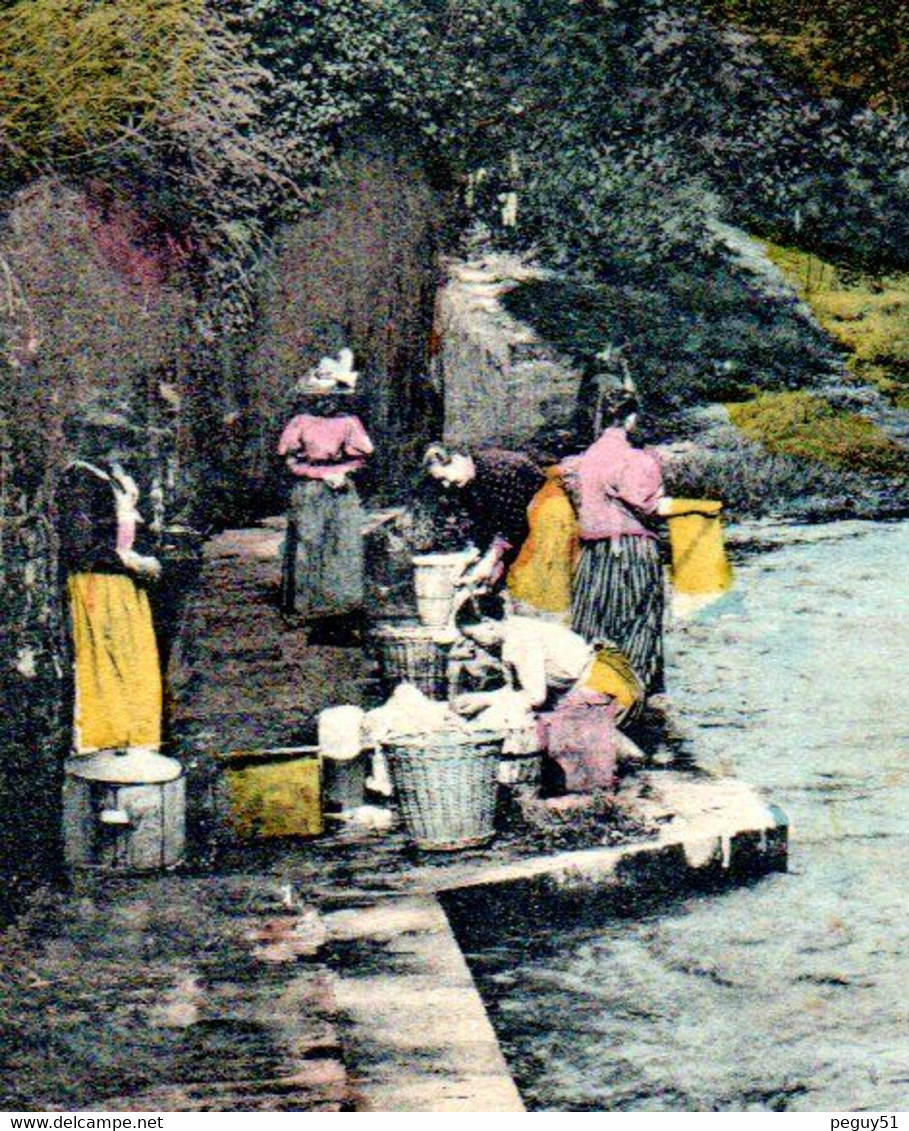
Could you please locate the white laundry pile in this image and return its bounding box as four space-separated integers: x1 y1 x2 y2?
366 682 533 741
465 687 534 732
365 682 461 744
333 805 394 831
357 683 537 797
317 705 365 761
364 684 458 796
365 682 534 748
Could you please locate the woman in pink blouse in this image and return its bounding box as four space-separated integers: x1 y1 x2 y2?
277 385 374 625
562 386 672 696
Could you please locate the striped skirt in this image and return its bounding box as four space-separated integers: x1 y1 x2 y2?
571 535 665 694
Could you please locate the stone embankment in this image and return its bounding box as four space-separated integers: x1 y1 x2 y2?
0 522 787 1113
434 246 583 452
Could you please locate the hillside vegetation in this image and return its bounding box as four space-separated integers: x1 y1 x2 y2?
764 242 909 409
727 391 908 477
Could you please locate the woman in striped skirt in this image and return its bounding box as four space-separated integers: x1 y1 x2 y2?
562 388 673 696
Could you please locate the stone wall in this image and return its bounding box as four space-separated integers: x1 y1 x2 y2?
433 248 584 458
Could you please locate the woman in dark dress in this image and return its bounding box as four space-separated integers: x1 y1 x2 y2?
422 443 545 590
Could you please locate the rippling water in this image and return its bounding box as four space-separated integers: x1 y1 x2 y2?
461 521 909 1112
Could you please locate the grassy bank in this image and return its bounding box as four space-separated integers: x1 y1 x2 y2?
763 241 909 408
727 391 908 477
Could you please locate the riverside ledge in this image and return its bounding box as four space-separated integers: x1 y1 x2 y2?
0 771 785 1112
150 524 787 1111
283 769 787 1112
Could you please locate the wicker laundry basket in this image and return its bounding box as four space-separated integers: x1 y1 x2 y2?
383 730 502 851
371 621 453 698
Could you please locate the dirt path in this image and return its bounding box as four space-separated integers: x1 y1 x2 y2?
170 521 374 756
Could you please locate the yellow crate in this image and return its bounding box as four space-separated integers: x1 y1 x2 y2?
218 747 322 839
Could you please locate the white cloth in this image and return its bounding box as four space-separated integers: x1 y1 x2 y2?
500 616 594 705
365 683 457 745
467 687 535 732
318 705 365 762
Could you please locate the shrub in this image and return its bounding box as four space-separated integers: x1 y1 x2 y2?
0 0 296 335
663 440 866 520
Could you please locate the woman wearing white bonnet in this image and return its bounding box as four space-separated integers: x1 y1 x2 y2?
277 349 374 636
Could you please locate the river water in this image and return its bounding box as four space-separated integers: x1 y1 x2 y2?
460 520 909 1112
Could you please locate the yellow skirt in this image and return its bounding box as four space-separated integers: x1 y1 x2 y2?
507 470 579 617
68 573 163 754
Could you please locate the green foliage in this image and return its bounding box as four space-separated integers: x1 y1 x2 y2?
4 0 905 330
0 0 206 167
0 0 297 334
763 241 909 408
434 0 720 273
699 0 908 111
727 391 909 476
2 0 906 494
423 0 908 276
212 0 522 202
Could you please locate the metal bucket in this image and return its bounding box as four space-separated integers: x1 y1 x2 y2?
498 753 543 786
412 551 475 628
63 750 185 871
322 755 366 813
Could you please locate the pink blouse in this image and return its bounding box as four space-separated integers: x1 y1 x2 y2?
562 427 663 541
277 414 374 480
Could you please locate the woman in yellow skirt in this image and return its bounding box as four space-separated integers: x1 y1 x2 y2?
58 460 163 754
506 465 580 624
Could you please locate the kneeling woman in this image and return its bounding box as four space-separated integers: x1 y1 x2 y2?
277 361 373 629
454 599 643 794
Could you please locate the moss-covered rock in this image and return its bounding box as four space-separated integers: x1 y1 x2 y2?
727 391 908 477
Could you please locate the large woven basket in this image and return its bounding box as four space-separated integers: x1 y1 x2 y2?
383 730 502 851
371 621 452 698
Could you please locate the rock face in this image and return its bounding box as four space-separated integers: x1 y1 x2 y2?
434 248 584 455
